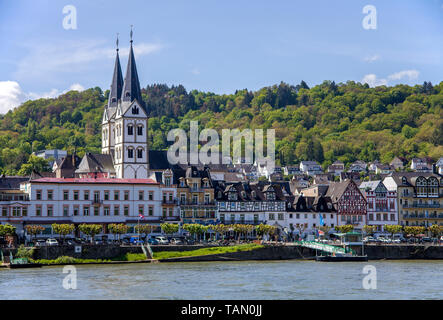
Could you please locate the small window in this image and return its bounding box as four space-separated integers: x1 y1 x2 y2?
128 148 134 159
127 125 133 136
137 125 143 135
132 106 139 114
137 149 143 159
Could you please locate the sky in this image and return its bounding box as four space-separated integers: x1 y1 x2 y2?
0 0 442 113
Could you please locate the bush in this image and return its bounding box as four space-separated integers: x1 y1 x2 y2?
16 245 34 259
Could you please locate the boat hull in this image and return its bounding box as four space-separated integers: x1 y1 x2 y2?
316 255 368 262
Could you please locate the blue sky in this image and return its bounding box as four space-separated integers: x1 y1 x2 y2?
0 0 442 113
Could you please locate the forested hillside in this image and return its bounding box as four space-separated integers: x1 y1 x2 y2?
0 80 442 175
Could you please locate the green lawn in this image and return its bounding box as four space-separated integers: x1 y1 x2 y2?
153 243 264 260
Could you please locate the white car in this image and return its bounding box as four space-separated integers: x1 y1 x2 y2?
45 238 59 246
155 236 169 245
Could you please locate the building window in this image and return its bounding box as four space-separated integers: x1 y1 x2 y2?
278 213 284 220
94 207 99 216
22 207 27 216
63 206 69 217
162 208 167 218
148 191 154 200
47 206 53 216
148 206 154 216
137 125 143 135
84 191 89 200
36 190 42 200
128 148 134 159
114 191 119 201
63 190 69 200
127 125 134 136
83 206 89 216
73 191 79 201
137 149 143 159
104 206 110 216
114 206 119 216
104 191 109 201
269 213 275 220
124 191 129 201
139 191 144 201
124 206 129 216
165 177 171 186
132 106 139 114
47 190 53 200
36 206 41 217
139 205 144 216
73 206 79 216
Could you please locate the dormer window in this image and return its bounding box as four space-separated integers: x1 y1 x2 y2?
132 106 139 114
266 192 276 201
228 192 238 201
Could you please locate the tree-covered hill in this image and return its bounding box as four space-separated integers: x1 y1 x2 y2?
0 80 442 175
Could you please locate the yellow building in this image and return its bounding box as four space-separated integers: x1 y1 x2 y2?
177 167 217 225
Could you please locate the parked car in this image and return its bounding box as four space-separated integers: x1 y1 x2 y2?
155 236 169 245
35 239 47 247
46 238 58 246
170 238 183 245
147 238 159 245
129 236 144 245
422 237 432 243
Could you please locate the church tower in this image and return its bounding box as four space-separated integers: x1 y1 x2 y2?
113 28 149 179
101 35 123 156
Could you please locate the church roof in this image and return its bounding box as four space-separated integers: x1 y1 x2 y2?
121 39 145 110
107 49 123 110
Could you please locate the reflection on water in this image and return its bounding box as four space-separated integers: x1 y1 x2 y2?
1 260 442 300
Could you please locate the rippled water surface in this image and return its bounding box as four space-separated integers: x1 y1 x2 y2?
1 260 442 299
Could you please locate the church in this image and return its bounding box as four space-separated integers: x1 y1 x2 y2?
100 32 149 179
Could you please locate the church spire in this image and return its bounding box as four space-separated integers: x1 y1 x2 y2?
122 26 144 108
107 33 123 109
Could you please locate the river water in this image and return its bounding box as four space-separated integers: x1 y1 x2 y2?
1 260 442 300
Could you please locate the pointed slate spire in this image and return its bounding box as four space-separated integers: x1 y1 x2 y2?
122 26 144 108
107 33 123 109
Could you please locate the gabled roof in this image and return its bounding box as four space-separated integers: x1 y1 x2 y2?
0 176 29 190
75 153 115 174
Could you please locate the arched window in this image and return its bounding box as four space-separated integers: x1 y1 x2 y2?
428 177 438 197
111 97 117 103
127 148 134 159
125 92 130 97
127 124 133 136
137 125 143 135
132 106 139 115
137 148 143 159
416 177 427 197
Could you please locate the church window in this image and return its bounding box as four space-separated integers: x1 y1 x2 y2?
137 149 143 159
128 148 134 159
127 125 133 136
137 125 143 135
132 106 139 114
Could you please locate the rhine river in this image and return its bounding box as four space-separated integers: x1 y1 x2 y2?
1 260 442 299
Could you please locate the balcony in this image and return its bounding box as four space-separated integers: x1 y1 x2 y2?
92 199 103 206
221 220 265 225
179 201 216 206
162 199 178 205
403 203 440 209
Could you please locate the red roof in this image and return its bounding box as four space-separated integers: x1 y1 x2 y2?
30 178 158 185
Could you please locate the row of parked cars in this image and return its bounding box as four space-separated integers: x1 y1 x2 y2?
27 235 194 246
364 235 442 244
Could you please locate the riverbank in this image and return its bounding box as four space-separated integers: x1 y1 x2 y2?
1 243 443 267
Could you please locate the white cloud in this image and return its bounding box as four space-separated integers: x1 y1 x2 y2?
387 69 419 81
362 69 420 87
0 81 86 114
14 40 163 82
0 81 28 114
364 54 380 63
191 68 200 75
362 74 388 87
